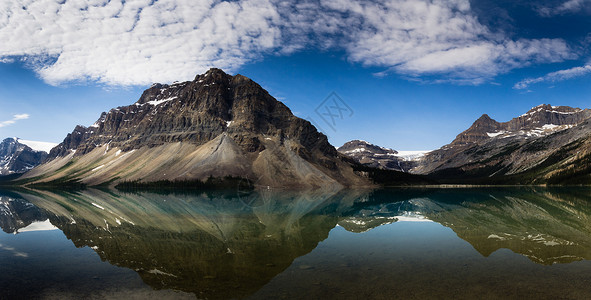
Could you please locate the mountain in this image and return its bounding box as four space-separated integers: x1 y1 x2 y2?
412 104 591 184
0 138 49 175
311 104 591 185
337 140 429 172
338 140 403 171
19 68 371 189
450 104 590 145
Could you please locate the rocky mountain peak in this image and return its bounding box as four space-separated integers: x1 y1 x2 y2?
338 140 397 155
451 114 501 145
506 104 589 131
338 140 414 172
524 104 581 115
450 104 591 146
473 114 499 127
413 103 591 177
30 68 367 188
48 68 307 159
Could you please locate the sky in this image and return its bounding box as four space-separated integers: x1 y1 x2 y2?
1 0 591 151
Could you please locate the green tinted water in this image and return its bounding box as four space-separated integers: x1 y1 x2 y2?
1 187 591 299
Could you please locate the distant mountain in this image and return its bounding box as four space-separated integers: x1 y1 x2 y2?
338 140 429 172
412 104 591 184
20 68 372 188
0 138 50 175
450 104 591 145
338 140 402 171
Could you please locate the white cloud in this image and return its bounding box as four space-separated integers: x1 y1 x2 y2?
538 0 591 16
13 114 29 120
0 0 577 86
0 114 30 127
514 64 591 89
0 0 282 85
321 0 573 83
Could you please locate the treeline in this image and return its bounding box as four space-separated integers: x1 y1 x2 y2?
115 176 254 192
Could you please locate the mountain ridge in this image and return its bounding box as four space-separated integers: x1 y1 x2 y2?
338 104 591 184
450 104 591 146
20 68 375 189
415 104 591 183
337 140 429 172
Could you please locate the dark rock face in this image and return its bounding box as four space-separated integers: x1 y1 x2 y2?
31 68 368 188
338 140 415 172
48 126 93 159
505 104 590 131
48 68 335 160
0 138 48 175
451 114 501 145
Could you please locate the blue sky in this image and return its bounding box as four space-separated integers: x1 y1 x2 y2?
1 0 591 150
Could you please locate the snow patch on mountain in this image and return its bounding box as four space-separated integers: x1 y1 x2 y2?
145 96 178 106
485 124 574 139
520 104 582 117
487 131 507 137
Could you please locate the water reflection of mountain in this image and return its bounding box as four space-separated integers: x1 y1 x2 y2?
4 187 591 297
347 188 591 265
14 188 364 299
0 191 47 234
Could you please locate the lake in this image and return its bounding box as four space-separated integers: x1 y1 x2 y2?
1 187 591 299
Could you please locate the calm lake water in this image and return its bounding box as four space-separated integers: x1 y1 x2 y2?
2 187 591 299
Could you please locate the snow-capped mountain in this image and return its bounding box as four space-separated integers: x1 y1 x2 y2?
413 104 591 184
0 138 52 175
341 104 591 184
338 140 430 172
449 104 591 145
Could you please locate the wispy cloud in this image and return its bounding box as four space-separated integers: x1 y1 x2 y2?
537 0 591 16
0 114 30 127
0 0 577 86
514 64 591 89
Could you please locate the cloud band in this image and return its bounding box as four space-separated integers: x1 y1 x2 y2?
0 0 576 86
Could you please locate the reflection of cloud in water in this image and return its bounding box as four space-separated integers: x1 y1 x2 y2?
0 243 28 257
